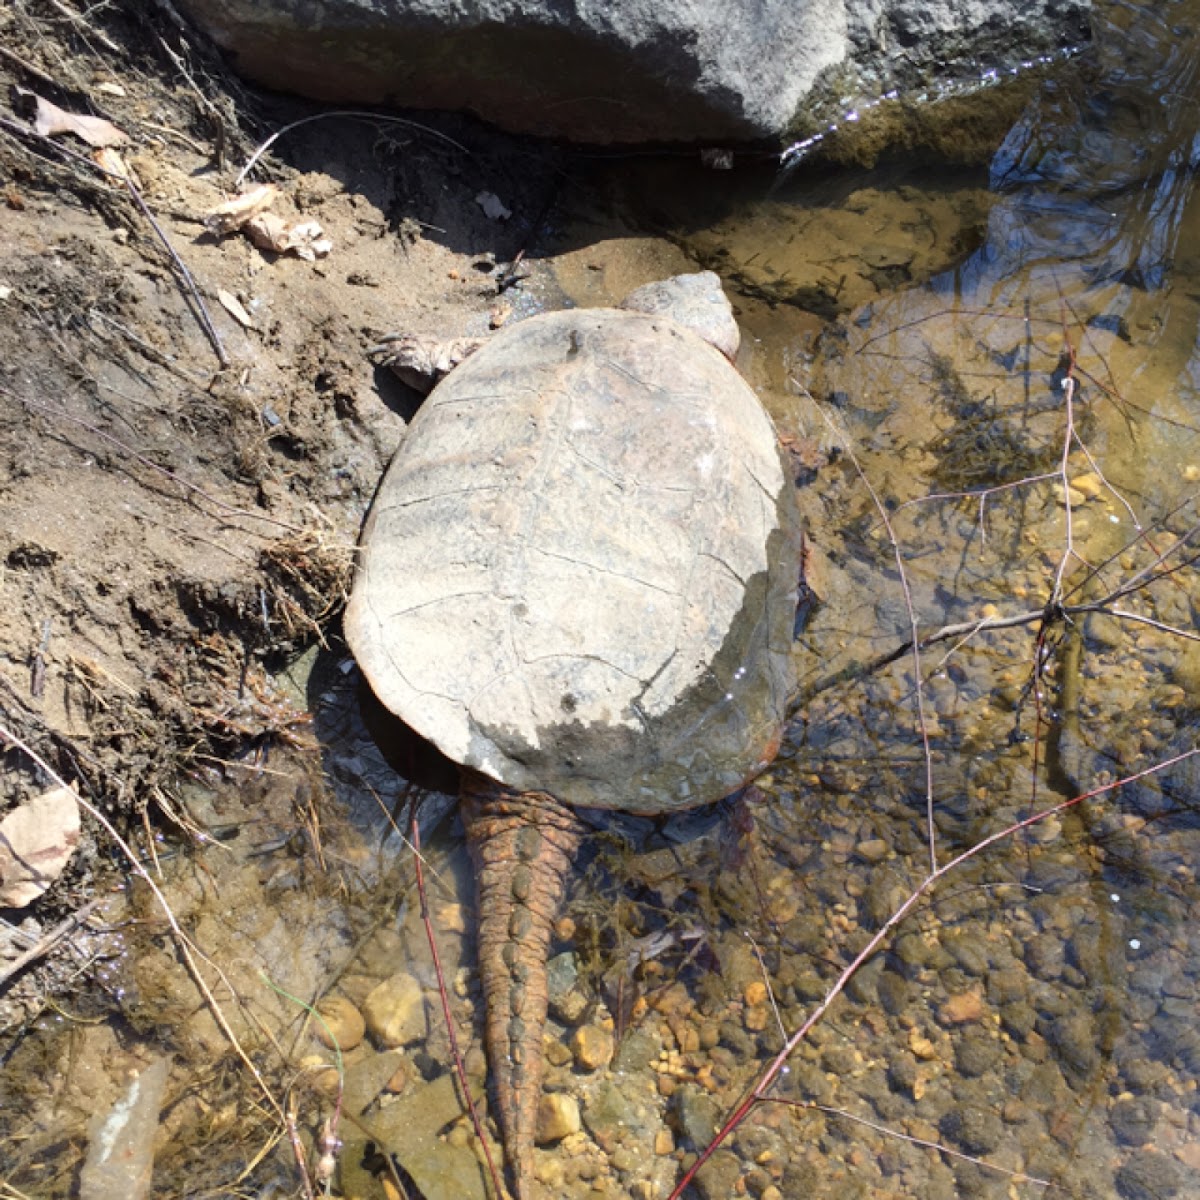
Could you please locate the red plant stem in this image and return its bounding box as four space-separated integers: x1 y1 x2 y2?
410 816 505 1199
667 746 1200 1199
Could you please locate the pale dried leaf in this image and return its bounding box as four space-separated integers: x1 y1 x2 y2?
0 785 82 907
475 190 512 221
245 212 333 260
217 289 255 329
204 183 279 235
93 146 134 186
33 94 126 147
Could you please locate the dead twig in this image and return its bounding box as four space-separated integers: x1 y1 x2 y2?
813 399 939 871
120 173 229 366
7 387 305 535
411 815 505 1200
0 114 228 366
45 0 122 54
0 895 105 988
0 714 288 1125
0 43 61 90
779 1100 1054 1188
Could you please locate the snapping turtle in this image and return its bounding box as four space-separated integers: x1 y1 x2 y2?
346 272 801 1197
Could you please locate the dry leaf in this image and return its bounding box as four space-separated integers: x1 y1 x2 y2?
245 212 333 260
217 289 255 329
0 785 82 907
92 146 134 187
475 190 512 221
204 184 279 236
32 94 126 147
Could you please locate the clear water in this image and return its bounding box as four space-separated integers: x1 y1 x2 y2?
6 2 1200 1198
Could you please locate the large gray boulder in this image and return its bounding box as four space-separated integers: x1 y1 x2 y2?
177 0 1092 144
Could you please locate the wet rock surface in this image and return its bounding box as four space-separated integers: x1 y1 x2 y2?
175 0 1091 144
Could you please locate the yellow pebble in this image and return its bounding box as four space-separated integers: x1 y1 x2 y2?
744 981 769 1006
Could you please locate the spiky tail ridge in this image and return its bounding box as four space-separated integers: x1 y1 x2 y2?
461 775 582 1200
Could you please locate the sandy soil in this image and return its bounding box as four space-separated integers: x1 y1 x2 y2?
0 2 578 942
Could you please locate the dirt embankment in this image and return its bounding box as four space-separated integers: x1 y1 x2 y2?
0 2 572 1008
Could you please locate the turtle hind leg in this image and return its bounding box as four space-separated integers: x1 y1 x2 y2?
461 775 582 1200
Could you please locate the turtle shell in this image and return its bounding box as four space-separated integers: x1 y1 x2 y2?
346 304 801 813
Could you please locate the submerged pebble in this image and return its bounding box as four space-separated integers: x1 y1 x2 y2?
315 996 365 1051
673 1083 721 1148
363 973 427 1047
939 1104 1004 1154
571 1024 615 1071
1115 1150 1186 1200
937 989 985 1025
536 1092 581 1143
1109 1097 1157 1146
693 1149 743 1200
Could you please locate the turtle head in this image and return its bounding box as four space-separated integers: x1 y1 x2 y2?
620 271 740 362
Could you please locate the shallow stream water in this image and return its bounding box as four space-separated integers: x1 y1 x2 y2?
6 1 1200 1198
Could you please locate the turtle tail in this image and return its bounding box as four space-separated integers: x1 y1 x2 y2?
461 776 582 1200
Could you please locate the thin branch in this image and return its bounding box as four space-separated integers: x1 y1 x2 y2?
0 115 228 365
811 398 937 871
235 111 469 188
411 815 504 1200
120 173 229 366
0 895 105 987
8 387 306 534
1078 606 1200 643
776 1101 1054 1188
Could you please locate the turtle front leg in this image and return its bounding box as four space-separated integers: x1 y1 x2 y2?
461 775 583 1200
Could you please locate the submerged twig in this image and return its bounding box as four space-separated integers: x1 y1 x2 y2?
411 815 504 1200
0 895 105 987
0 115 229 365
0 715 287 1125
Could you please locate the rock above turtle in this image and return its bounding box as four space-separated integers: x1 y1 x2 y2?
175 1 1090 144
346 272 802 1198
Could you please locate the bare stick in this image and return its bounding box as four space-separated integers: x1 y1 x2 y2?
0 43 61 90
0 116 228 366
7 387 306 534
0 895 105 987
814 401 938 872
778 1100 1054 1188
45 0 122 53
119 173 229 367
